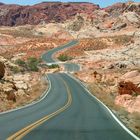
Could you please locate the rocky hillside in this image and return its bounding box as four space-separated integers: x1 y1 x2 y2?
0 2 99 26
0 1 139 27
0 56 47 112
104 2 140 16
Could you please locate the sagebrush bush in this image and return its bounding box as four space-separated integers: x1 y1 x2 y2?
58 54 72 61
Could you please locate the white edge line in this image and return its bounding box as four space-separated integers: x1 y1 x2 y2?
66 73 140 140
0 40 77 115
0 75 51 115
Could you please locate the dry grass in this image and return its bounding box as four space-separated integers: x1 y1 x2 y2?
15 77 47 107
88 83 115 108
128 112 140 136
111 35 134 45
0 27 37 38
88 82 140 137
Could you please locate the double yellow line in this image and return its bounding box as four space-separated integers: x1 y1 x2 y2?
7 78 72 140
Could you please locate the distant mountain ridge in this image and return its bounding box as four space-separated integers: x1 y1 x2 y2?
0 1 139 26
0 2 100 26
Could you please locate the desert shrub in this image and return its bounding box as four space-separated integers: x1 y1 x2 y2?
11 66 21 73
15 59 26 67
112 35 133 45
27 57 39 72
15 57 41 72
48 64 60 69
58 54 72 61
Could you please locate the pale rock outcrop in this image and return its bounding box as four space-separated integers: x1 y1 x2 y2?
0 56 17 68
13 74 30 90
134 31 140 38
120 70 140 85
17 89 26 96
15 81 28 90
112 22 127 30
115 94 140 113
13 74 30 82
2 82 15 93
123 12 140 25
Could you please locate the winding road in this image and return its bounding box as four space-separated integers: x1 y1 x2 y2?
42 40 80 72
0 40 139 140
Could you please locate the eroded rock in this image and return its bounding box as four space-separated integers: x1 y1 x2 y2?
0 61 5 79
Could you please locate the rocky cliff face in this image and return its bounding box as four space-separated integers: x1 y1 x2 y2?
0 2 100 26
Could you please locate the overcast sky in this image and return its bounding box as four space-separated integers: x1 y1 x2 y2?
0 0 140 7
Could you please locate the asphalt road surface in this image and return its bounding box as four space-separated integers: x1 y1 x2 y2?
42 40 80 72
21 73 138 140
0 41 139 140
64 63 80 72
42 40 78 63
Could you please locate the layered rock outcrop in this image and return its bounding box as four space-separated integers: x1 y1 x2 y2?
104 2 140 16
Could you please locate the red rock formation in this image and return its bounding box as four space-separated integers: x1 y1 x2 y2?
118 81 140 95
0 2 100 26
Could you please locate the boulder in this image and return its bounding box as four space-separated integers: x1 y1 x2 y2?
0 61 5 79
118 81 140 95
2 83 15 93
134 31 140 38
112 23 127 30
121 70 139 79
17 89 26 96
15 81 28 90
120 70 140 85
7 92 16 102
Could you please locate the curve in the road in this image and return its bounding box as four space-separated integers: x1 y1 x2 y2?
42 40 80 72
0 74 70 140
42 40 78 63
7 76 72 140
1 40 140 140
21 73 139 140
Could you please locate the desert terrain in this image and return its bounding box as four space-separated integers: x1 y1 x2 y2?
0 1 140 136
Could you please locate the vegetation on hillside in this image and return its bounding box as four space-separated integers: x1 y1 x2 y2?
57 54 72 61
15 57 40 72
48 64 60 69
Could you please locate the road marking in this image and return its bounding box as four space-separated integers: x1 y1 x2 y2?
7 77 72 140
66 73 140 140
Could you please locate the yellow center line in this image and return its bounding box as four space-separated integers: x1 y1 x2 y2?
7 77 72 140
